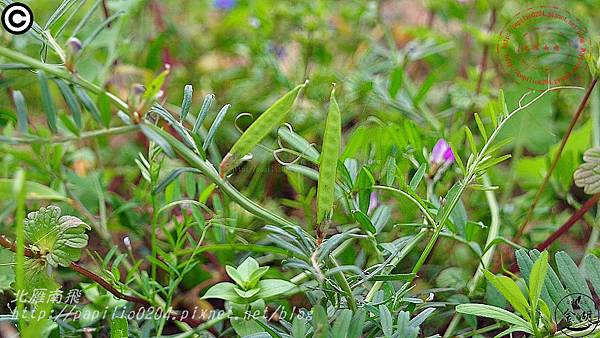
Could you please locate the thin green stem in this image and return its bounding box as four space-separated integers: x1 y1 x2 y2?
14 170 26 331
144 123 297 229
410 85 582 280
443 174 499 337
0 125 139 144
365 228 427 303
331 256 358 312
0 46 128 111
515 78 598 242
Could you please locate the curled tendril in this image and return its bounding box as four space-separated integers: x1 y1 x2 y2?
234 113 254 134
233 114 316 167
272 123 318 166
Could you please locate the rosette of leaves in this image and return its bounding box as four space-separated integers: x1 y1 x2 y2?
203 257 296 336
24 205 90 268
203 257 295 304
574 147 600 194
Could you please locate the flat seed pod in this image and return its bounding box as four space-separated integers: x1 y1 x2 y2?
220 81 307 175
317 86 341 225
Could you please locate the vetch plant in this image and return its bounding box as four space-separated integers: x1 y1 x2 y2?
1 1 599 337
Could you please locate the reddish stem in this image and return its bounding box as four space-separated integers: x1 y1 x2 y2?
0 236 203 326
536 193 600 251
510 193 599 272
514 78 599 242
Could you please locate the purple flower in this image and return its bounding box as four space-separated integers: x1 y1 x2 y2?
214 0 236 10
368 192 378 214
268 41 286 59
431 139 455 166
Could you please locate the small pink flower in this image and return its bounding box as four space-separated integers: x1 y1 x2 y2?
431 139 455 166
368 192 378 214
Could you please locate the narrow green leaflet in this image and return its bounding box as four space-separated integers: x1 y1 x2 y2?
0 179 67 201
528 250 548 313
220 82 307 175
332 309 352 337
583 254 600 294
180 84 193 121
55 79 83 129
456 304 532 333
556 251 595 313
12 91 28 133
37 71 57 133
316 86 341 225
312 305 329 338
380 305 393 337
483 270 531 321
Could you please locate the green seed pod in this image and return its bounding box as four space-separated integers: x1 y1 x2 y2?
317 85 341 225
220 81 307 175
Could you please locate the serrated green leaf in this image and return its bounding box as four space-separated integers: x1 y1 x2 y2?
0 248 15 290
24 206 90 268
